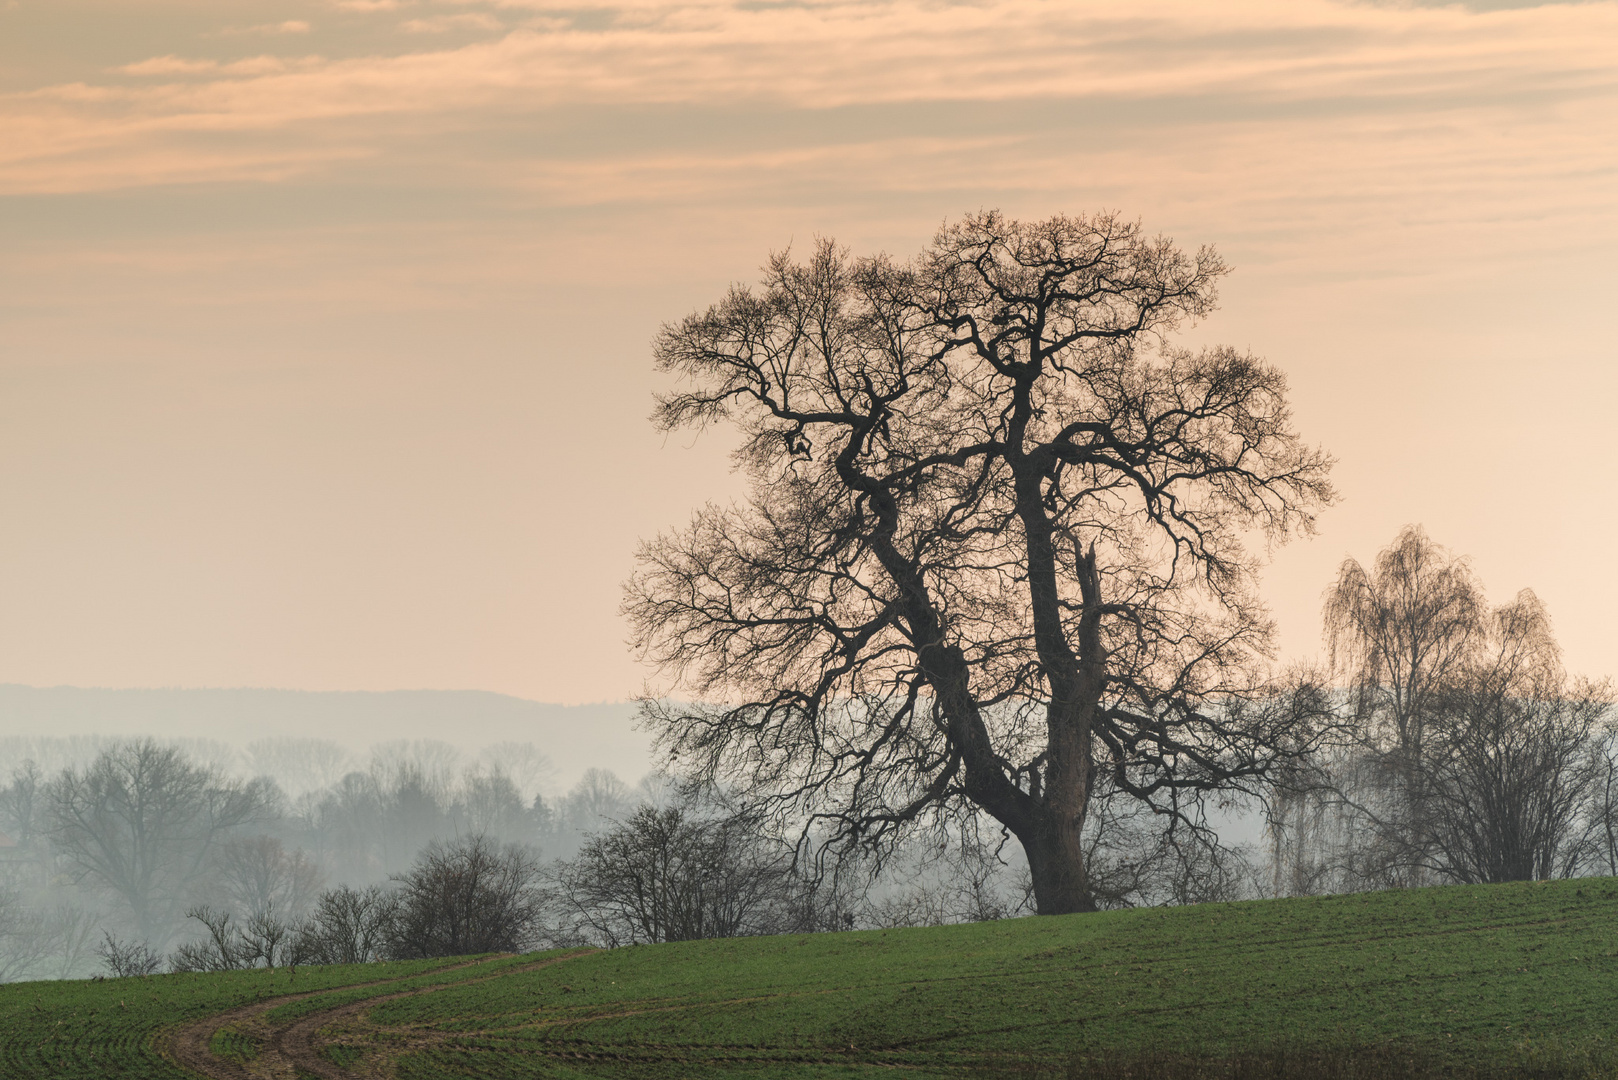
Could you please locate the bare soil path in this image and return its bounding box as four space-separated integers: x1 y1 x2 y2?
159 952 591 1080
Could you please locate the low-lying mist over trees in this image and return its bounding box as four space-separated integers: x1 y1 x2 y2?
0 730 1031 976
2 528 1614 983
0 734 649 979
0 691 649 791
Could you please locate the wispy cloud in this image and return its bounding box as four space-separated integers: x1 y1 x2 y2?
116 56 223 77
116 55 325 78
399 13 504 33
3 0 1616 195
217 20 314 36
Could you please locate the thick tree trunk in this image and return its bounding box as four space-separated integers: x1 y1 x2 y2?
1021 806 1096 914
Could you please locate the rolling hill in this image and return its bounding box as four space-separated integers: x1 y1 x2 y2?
3 878 1615 1078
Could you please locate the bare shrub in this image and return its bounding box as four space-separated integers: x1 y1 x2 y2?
239 904 296 967
388 835 542 958
552 805 797 946
95 931 162 978
167 905 250 972
291 884 397 965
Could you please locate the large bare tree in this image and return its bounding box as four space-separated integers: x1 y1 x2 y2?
628 212 1335 914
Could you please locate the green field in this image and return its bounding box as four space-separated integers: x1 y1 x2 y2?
4 878 1617 1078
0 954 488 1078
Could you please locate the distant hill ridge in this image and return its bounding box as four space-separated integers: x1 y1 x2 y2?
0 684 651 789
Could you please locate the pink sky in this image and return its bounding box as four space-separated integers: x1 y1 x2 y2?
2 0 1616 703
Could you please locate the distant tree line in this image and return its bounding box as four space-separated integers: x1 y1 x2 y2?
0 739 662 979
0 538 1612 983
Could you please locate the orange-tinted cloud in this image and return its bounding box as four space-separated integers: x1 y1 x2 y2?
218 19 314 36
117 55 324 77
399 13 504 33
4 1 1615 194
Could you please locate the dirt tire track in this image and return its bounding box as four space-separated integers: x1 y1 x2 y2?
270 981 454 1079
160 952 590 1080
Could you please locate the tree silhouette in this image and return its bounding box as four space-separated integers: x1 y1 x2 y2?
1323 528 1613 885
46 740 273 944
629 212 1335 914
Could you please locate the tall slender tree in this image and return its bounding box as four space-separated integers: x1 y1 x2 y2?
1416 591 1611 884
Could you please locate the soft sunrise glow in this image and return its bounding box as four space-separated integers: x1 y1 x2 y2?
1 0 1614 701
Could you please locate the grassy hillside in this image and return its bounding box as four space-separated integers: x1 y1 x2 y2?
4 878 1618 1078
0 954 539 1078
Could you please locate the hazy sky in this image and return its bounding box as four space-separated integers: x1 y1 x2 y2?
2 0 1615 704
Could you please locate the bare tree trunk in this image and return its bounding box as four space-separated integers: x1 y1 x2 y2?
1021 809 1096 914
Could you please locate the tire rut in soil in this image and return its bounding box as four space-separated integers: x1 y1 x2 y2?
160 952 590 1080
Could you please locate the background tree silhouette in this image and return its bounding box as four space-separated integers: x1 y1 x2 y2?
45 741 273 945
628 211 1336 914
1316 527 1613 886
387 835 542 958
